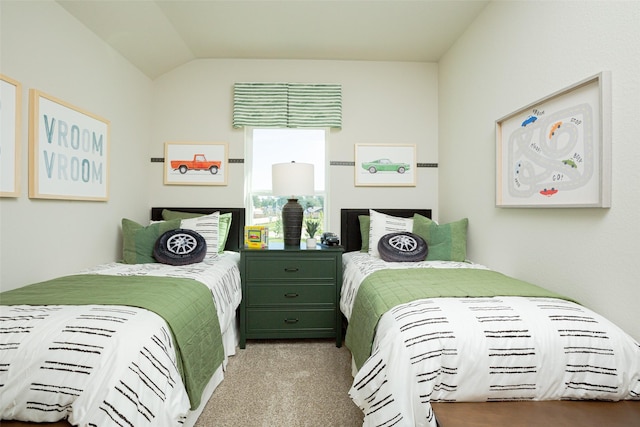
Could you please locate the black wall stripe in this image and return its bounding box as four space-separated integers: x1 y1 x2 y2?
151 158 244 163
330 161 438 168
151 158 438 167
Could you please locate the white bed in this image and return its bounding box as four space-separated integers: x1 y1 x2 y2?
0 207 245 427
340 209 640 427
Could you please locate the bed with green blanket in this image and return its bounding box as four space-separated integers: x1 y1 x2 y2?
339 208 640 427
345 267 575 370
1 273 224 409
0 207 244 427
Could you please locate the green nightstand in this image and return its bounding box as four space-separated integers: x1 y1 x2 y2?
239 243 344 348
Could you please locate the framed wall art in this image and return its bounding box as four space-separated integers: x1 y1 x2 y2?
164 141 228 186
354 144 416 187
496 72 611 208
29 89 110 201
1 74 22 197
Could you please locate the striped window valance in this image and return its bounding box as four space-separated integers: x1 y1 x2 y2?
233 82 342 129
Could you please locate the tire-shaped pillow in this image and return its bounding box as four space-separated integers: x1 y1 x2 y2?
154 229 207 265
377 232 428 262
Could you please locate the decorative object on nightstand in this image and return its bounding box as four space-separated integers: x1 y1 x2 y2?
239 244 344 349
304 219 320 249
272 162 314 247
244 225 269 249
320 232 340 247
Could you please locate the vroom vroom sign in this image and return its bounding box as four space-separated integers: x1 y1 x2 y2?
29 90 110 201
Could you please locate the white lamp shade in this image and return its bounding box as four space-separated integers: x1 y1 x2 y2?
272 162 314 197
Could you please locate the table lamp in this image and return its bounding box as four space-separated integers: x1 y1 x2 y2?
272 162 314 246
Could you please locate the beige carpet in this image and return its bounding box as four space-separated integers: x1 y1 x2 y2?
195 339 365 427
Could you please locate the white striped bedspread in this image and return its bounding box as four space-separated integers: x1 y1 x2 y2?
342 253 640 427
0 253 241 426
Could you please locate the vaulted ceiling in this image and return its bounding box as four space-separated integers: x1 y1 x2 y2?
57 0 489 79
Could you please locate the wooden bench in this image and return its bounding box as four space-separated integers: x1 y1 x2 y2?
432 401 640 427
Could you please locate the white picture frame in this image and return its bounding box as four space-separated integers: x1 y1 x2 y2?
496 72 611 208
354 144 416 187
164 141 229 186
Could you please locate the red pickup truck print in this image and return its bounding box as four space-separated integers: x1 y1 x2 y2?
170 154 221 174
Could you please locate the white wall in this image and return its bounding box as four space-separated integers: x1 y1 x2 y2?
150 59 439 233
1 1 439 290
439 1 640 340
0 0 153 291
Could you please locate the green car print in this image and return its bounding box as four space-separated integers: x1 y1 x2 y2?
362 158 410 174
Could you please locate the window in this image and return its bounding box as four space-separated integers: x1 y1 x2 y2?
245 128 328 243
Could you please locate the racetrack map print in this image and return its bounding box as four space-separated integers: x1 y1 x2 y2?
496 73 610 208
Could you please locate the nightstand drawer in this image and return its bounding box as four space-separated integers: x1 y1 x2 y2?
246 258 336 281
246 308 336 332
248 284 335 306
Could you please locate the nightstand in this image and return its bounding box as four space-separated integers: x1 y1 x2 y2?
239 243 343 348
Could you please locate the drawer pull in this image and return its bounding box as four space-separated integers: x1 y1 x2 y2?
284 318 299 324
284 293 299 298
284 267 299 273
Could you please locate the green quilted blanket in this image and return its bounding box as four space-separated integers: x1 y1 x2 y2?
345 268 575 370
0 273 224 409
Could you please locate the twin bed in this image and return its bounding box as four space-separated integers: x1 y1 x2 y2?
0 207 245 427
339 208 640 427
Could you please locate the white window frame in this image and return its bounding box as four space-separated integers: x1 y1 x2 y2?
244 127 330 233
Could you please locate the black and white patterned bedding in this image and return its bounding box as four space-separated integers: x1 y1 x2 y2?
0 253 242 426
342 253 640 427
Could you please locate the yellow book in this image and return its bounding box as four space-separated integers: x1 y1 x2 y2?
244 226 269 249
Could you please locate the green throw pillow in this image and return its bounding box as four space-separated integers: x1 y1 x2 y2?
161 209 232 253
359 215 370 252
161 209 201 220
412 214 468 262
122 218 181 264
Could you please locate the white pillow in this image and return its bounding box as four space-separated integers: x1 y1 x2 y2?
180 211 220 258
368 209 413 258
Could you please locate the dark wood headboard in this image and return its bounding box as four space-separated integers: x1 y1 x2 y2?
340 208 432 253
151 207 246 252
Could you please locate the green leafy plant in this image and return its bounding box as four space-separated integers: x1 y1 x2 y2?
304 219 320 239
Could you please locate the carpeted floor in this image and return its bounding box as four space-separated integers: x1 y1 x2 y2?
195 339 364 427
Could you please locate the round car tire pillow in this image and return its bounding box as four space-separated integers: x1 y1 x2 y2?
154 229 207 266
377 232 428 262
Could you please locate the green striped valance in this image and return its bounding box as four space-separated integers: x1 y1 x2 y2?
233 82 342 129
